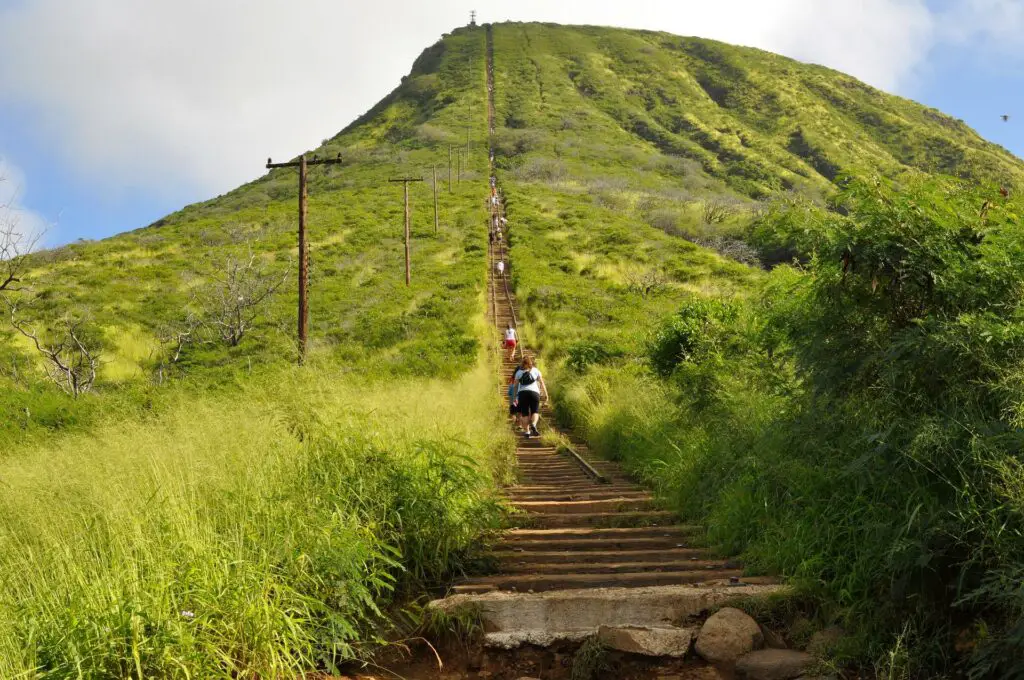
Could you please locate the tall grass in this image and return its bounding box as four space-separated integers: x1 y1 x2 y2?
552 178 1024 676
0 363 511 678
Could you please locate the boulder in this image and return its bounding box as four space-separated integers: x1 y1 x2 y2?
681 670 728 680
806 625 844 656
735 649 814 680
761 625 788 649
597 625 694 658
695 607 764 664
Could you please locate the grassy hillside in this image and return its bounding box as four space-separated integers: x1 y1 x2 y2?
487 22 1024 679
0 367 511 677
493 22 1023 198
4 18 1024 677
0 26 491 444
0 24 517 677
488 21 1024 365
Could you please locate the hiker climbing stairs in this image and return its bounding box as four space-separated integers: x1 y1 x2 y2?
433 188 786 667
455 176 773 600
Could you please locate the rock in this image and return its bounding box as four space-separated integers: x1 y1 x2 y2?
597 624 694 658
677 670 728 680
695 607 764 664
761 624 787 649
806 625 844 656
735 649 814 680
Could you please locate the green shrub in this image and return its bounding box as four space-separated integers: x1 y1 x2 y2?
564 339 625 374
647 298 739 377
755 176 1024 674
549 173 1024 675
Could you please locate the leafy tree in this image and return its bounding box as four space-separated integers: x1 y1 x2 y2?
647 298 739 377
765 176 1024 675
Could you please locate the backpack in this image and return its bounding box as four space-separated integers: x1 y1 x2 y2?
518 369 537 386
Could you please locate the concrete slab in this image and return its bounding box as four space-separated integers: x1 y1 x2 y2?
430 583 787 648
597 624 695 657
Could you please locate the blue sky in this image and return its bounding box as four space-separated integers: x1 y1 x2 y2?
1 0 1022 247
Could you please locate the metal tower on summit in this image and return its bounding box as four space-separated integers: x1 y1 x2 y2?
470 10 477 26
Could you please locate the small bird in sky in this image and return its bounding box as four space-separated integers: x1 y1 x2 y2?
1001 114 1010 122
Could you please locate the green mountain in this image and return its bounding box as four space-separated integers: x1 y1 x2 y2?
491 22 1022 192
4 22 1018 401
3 21 1024 678
4 22 1017 409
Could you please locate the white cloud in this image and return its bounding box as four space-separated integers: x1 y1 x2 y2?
0 158 50 251
488 0 936 90
0 0 1001 204
765 0 936 88
934 0 1024 55
0 1 451 200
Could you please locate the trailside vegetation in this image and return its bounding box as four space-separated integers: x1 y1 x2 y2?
0 24 511 676
487 22 1024 677
551 177 1024 677
0 366 511 677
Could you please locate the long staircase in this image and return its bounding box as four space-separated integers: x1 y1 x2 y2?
432 187 777 649
428 25 783 672
456 245 760 597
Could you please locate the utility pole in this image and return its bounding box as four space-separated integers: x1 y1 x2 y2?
265 153 342 364
388 177 424 285
466 81 473 157
432 165 439 235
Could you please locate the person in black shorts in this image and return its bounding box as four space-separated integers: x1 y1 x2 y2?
507 361 525 431
512 354 549 438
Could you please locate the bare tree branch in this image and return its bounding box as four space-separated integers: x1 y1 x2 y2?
201 245 288 347
701 198 739 225
7 300 100 398
152 309 205 385
0 176 42 293
625 267 669 299
161 310 203 364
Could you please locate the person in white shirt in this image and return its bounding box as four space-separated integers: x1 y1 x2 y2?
503 324 518 360
496 259 505 276
512 354 549 438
